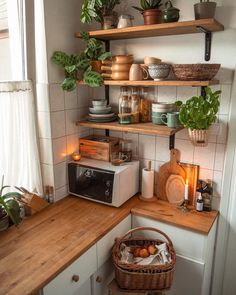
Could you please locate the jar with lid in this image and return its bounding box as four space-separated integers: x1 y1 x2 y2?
119 139 133 162
130 87 140 123
139 87 151 122
119 86 131 124
117 14 134 29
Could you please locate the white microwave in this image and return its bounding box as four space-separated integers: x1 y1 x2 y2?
68 158 139 207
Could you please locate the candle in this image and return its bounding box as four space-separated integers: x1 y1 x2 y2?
184 179 189 200
72 153 81 161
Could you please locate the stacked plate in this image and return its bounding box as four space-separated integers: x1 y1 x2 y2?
87 100 117 123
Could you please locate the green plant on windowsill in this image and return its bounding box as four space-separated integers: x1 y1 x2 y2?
0 177 22 231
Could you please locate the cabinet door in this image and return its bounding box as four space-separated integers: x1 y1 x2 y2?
43 245 97 295
73 278 91 295
92 258 114 295
167 255 204 295
97 215 131 268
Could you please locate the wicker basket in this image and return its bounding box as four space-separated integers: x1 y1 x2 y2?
172 63 220 81
112 227 176 290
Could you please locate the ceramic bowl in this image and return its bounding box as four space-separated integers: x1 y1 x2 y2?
144 56 162 66
89 106 112 114
148 63 171 81
152 102 176 112
92 100 107 107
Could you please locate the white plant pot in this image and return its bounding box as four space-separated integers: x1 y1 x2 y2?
188 129 208 147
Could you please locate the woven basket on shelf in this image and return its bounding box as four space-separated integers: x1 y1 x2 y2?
112 227 176 291
188 128 208 147
172 63 220 81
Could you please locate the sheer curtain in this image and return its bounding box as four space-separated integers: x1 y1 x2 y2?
0 81 42 195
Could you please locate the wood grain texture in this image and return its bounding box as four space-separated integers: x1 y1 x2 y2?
0 195 218 295
75 19 224 40
131 199 218 235
156 149 186 201
76 121 183 136
77 79 220 87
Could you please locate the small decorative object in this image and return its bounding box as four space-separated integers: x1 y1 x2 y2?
194 0 217 20
117 14 134 28
172 63 220 81
72 153 81 161
80 0 121 29
132 0 163 25
163 0 180 23
148 63 171 81
176 86 221 147
0 176 22 230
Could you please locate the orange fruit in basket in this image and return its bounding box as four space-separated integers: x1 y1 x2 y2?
148 245 157 255
133 247 142 257
139 248 150 258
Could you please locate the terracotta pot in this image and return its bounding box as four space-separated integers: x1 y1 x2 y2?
194 2 216 20
90 60 102 73
143 9 163 25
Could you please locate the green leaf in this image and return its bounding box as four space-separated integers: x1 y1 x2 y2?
98 52 112 61
83 71 103 87
62 78 77 91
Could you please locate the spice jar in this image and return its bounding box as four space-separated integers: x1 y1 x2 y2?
130 87 140 123
119 86 131 124
139 87 151 122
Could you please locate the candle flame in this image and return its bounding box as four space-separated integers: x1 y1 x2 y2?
186 179 189 185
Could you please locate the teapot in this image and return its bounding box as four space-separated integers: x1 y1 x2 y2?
163 0 180 23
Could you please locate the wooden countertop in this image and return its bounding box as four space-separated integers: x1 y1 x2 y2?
0 195 218 295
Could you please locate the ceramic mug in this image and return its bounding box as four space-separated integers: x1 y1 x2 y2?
129 64 149 81
152 111 167 125
161 112 179 128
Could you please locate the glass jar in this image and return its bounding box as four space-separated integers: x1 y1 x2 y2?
119 86 131 124
119 139 133 162
139 87 151 122
130 87 140 123
117 14 134 29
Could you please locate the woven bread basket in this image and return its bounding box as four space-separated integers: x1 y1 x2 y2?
112 227 176 290
172 63 220 81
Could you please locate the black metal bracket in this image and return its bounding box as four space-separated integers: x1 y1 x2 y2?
201 86 206 97
104 40 110 137
169 134 175 150
196 26 212 61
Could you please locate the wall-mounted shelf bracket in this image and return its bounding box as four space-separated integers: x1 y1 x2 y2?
196 26 212 61
169 134 175 150
201 86 206 97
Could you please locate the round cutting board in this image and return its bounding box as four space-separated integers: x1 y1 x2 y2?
165 174 185 205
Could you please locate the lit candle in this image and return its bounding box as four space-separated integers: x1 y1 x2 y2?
72 153 81 161
184 179 189 200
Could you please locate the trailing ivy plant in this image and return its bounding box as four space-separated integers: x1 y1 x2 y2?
81 32 112 61
80 0 121 24
175 87 221 130
51 51 103 91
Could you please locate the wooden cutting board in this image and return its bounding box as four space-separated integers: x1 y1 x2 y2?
166 174 185 205
156 148 186 201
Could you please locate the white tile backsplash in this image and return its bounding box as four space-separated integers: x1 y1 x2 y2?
139 134 156 160
65 89 78 110
176 86 198 102
36 83 50 112
214 144 226 171
65 109 79 135
157 86 177 103
220 84 232 115
39 138 53 164
55 185 68 202
213 170 223 198
41 163 54 187
217 114 229 144
52 137 67 164
194 143 216 170
66 134 79 159
49 83 65 111
155 136 169 162
51 111 66 138
175 139 194 163
54 161 67 190
37 111 52 139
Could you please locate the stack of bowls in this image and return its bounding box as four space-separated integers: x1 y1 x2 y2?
88 100 117 123
101 55 133 80
152 102 176 125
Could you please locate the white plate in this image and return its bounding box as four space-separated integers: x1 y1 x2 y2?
89 106 112 114
88 112 115 118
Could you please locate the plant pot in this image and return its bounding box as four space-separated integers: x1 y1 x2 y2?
188 129 208 147
0 212 9 231
90 60 102 74
102 12 118 30
194 2 216 20
143 9 163 25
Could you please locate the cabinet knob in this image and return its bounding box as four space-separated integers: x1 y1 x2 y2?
72 274 80 282
96 276 103 283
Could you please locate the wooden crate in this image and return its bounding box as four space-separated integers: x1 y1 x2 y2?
79 135 120 162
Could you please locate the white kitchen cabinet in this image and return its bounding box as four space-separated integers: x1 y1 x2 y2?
43 245 97 295
73 278 92 295
91 258 114 295
132 215 217 295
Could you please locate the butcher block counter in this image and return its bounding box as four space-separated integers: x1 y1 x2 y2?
0 195 218 295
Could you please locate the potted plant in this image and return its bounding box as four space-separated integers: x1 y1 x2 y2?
176 87 221 147
194 0 217 20
81 32 112 73
80 0 121 29
133 0 163 25
0 178 22 231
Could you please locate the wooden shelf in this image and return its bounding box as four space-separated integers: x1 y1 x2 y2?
78 79 219 87
76 120 183 136
75 19 224 40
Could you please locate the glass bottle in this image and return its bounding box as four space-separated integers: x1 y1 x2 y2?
119 86 131 124
130 87 140 123
139 87 151 122
201 179 213 212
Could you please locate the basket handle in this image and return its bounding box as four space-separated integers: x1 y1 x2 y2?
116 226 173 247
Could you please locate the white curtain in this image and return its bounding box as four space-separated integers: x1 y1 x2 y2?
0 80 43 195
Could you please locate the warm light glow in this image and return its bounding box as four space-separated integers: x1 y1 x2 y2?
186 179 189 185
72 153 81 161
